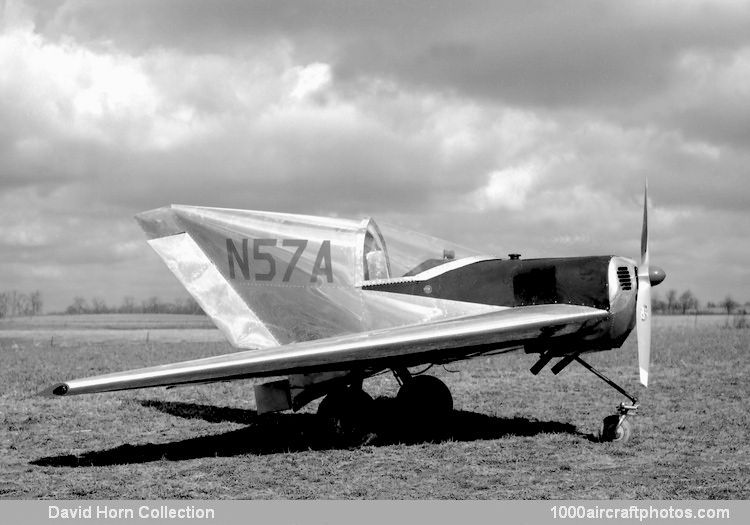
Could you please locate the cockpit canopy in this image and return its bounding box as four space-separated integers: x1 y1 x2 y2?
363 220 481 283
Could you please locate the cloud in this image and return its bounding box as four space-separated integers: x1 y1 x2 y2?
1 0 749 311
661 47 750 148
28 1 750 109
472 164 539 211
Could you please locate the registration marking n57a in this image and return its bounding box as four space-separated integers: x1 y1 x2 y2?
226 238 333 283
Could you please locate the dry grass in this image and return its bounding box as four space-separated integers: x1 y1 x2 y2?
0 314 214 331
0 314 221 345
1 315 748 499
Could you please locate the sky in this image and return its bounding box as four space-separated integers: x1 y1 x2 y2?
1 0 749 312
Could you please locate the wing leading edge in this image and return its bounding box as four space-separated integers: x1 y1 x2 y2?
45 304 608 397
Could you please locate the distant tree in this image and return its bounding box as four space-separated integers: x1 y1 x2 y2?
174 296 204 315
14 292 32 316
142 296 160 314
678 290 699 314
0 292 9 318
707 301 716 309
8 291 18 316
0 291 42 316
719 295 739 315
184 296 204 315
652 293 667 314
666 289 678 314
30 290 43 315
66 296 88 314
91 297 108 314
160 300 176 314
119 296 136 314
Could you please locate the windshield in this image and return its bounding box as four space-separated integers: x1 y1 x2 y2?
367 222 484 280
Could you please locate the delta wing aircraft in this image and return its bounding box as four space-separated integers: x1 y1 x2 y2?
48 186 665 442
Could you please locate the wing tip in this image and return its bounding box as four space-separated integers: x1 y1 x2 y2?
134 206 185 240
38 383 70 397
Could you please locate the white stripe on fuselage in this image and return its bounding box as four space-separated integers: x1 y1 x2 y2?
365 255 500 286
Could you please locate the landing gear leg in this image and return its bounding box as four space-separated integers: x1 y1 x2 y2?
571 356 639 443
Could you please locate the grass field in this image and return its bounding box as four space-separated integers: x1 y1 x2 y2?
1 314 748 499
0 314 216 331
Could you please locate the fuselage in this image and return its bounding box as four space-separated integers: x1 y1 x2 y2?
363 255 638 353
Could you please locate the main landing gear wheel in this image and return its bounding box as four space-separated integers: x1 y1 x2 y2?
317 387 374 443
396 375 453 438
599 415 632 443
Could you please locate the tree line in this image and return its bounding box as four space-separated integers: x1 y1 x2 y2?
64 295 205 315
0 291 205 317
0 290 43 317
653 289 748 315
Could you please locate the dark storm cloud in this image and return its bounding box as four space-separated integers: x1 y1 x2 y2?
28 0 750 155
2 0 749 310
30 1 750 109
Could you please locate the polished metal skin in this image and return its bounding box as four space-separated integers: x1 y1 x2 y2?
136 206 500 345
648 266 667 286
148 232 279 349
49 304 606 396
47 198 665 403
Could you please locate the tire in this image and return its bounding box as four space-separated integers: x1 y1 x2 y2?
317 387 374 441
396 375 453 438
598 415 632 443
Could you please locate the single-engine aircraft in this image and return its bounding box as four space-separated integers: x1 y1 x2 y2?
47 185 665 443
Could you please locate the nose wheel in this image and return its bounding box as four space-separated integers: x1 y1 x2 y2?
549 354 640 444
598 402 638 443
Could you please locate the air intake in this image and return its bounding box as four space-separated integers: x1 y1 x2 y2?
617 266 632 290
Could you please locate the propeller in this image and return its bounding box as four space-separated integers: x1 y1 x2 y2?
636 181 651 387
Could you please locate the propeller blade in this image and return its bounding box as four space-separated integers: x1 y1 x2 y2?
636 275 651 386
636 181 651 386
640 181 649 268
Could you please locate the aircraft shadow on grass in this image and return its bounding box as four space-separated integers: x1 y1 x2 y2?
32 398 591 467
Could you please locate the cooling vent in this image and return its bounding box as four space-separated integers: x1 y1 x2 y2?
617 266 632 290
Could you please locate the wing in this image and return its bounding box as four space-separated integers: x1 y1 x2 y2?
45 304 608 396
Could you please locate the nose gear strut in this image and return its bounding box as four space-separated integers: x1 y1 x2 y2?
557 354 640 443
